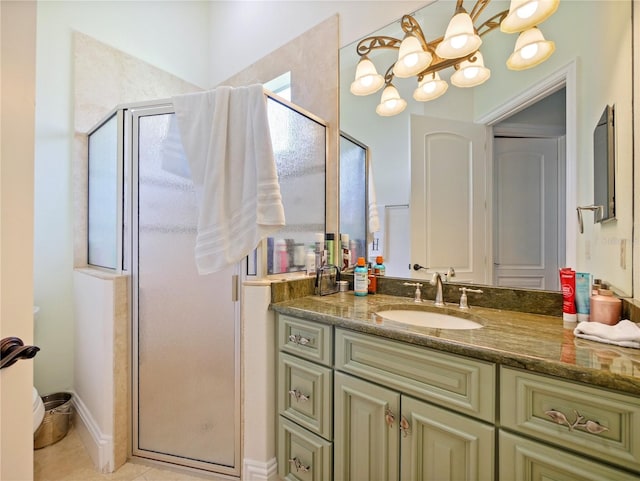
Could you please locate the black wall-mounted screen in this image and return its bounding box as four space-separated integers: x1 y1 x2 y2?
593 104 615 222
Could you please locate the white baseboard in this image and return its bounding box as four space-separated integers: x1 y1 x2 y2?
71 390 114 473
242 457 278 481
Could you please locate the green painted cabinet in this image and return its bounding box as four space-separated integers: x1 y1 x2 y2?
401 396 495 481
334 371 400 481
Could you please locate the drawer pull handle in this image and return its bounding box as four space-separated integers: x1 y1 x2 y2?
545 409 609 435
288 334 313 346
288 457 310 473
288 389 310 403
385 407 395 428
400 415 411 437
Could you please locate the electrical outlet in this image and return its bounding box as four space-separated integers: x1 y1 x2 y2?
620 239 626 269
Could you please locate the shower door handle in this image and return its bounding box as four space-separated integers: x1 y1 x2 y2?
1 337 40 369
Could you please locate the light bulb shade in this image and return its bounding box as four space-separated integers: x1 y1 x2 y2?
435 11 482 59
413 72 449 101
451 52 491 88
375 84 407 116
393 35 433 78
350 57 385 96
506 27 555 70
501 0 559 33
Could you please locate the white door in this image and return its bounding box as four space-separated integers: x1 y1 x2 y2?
1 2 37 479
493 137 560 290
410 115 487 283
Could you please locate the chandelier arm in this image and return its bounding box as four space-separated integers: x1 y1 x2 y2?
383 64 396 85
416 51 477 80
477 10 509 36
356 36 402 57
400 15 429 49
469 0 492 22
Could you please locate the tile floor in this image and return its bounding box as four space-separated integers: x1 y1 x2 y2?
34 427 235 481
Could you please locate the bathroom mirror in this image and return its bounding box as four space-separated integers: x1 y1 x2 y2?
593 104 615 223
340 0 634 295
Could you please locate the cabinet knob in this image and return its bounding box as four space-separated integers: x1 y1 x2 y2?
288 457 310 473
400 415 411 437
385 407 395 428
288 389 310 403
545 409 609 435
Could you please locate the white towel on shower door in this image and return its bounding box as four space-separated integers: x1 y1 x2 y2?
172 84 285 274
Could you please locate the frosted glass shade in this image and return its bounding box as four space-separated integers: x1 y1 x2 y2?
350 57 385 96
506 27 555 70
376 84 407 116
451 52 491 88
413 72 448 101
435 11 482 59
393 35 433 78
501 0 560 33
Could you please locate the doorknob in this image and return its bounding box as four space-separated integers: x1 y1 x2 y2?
1 337 40 369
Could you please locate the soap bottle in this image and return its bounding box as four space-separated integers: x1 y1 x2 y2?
590 287 622 325
374 256 386 276
354 257 368 296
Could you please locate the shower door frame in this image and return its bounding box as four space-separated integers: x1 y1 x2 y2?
126 101 242 476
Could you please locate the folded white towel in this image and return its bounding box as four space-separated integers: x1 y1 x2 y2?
172 85 285 274
574 320 640 349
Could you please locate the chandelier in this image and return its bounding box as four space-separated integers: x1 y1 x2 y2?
350 0 559 116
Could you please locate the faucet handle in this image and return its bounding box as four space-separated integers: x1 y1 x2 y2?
403 282 423 302
445 267 455 281
458 287 483 309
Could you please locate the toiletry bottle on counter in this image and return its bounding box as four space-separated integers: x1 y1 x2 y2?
314 233 325 270
590 288 622 325
367 263 377 294
306 248 316 276
341 233 351 270
354 257 368 296
325 233 335 266
374 256 386 276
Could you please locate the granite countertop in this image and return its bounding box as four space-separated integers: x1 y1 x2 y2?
271 292 640 396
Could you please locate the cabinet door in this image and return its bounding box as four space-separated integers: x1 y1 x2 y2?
334 372 400 481
400 396 494 481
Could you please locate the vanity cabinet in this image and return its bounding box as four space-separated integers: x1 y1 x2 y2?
275 311 640 481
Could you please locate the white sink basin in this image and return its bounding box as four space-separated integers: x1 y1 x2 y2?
376 309 483 330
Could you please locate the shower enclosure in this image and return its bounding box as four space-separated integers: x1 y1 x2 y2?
87 93 327 475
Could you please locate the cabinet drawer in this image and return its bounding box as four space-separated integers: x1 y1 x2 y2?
278 416 332 481
500 431 638 481
335 328 495 422
278 352 332 439
501 367 640 473
278 314 333 366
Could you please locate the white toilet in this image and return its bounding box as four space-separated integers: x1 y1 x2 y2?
33 387 44 433
32 306 44 433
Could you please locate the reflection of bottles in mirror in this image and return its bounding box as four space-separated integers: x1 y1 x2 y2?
374 256 386 276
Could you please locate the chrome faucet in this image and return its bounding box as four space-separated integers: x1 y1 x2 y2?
430 273 445 307
403 282 423 303
431 268 455 307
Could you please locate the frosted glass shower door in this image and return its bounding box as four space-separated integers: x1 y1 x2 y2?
131 106 240 475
